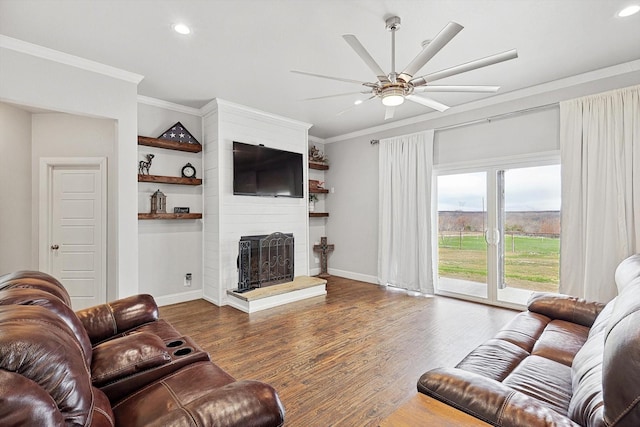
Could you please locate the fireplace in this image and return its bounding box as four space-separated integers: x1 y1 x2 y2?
237 232 294 292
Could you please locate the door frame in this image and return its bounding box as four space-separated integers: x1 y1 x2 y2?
38 157 108 303
433 151 560 310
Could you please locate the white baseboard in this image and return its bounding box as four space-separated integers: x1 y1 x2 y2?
328 268 378 285
154 289 203 307
309 267 321 276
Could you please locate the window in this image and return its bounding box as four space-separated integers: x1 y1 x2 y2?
436 159 560 307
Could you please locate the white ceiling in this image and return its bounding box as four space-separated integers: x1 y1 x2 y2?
1 0 639 139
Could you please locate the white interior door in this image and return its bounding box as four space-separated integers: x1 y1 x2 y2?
41 158 106 309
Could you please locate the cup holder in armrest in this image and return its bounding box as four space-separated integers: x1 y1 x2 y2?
173 347 193 357
163 336 209 364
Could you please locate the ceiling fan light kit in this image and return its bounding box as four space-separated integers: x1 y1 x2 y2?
293 15 518 120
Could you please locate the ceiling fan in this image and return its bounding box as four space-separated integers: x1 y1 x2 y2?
292 16 518 119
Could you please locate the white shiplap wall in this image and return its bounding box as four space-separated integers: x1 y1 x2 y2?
202 99 312 305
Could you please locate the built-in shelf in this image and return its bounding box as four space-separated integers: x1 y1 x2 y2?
138 136 202 153
309 188 329 194
309 212 329 218
138 174 202 185
138 213 202 220
309 161 329 170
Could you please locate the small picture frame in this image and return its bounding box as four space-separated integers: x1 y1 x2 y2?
174 207 190 213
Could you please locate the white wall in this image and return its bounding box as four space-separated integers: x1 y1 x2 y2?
434 107 559 165
31 113 117 298
0 39 141 299
137 101 203 304
202 100 311 305
324 71 636 283
0 102 32 272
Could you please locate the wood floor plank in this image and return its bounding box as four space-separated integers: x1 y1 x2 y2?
160 276 517 426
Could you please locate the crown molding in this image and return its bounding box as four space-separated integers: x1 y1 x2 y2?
0 34 144 84
323 59 640 144
308 135 326 144
137 95 201 116
201 98 313 130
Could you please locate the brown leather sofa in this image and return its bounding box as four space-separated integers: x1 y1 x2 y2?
0 270 285 426
418 253 640 427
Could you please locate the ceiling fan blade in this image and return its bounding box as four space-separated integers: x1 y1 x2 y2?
342 34 390 83
337 95 376 116
291 70 368 86
411 49 518 86
302 91 372 101
414 85 500 93
399 22 463 81
406 95 450 112
384 106 395 120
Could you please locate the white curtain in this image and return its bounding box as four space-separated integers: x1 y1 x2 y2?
559 85 640 303
378 130 435 294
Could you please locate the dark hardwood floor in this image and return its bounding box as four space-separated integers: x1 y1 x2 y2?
160 276 518 426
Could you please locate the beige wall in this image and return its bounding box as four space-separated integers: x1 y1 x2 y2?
0 43 140 300
31 113 116 294
0 102 33 272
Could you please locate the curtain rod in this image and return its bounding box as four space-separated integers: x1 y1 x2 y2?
370 102 558 145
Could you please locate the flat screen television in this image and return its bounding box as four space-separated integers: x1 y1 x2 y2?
233 141 303 198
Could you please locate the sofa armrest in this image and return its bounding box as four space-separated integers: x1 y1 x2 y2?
418 368 578 427
91 332 171 387
527 292 605 327
76 294 159 344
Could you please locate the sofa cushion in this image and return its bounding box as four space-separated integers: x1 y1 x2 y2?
567 300 614 426
112 361 285 427
0 288 93 367
614 254 640 293
602 277 640 426
418 367 579 426
76 294 160 344
0 270 70 305
502 355 573 415
528 292 605 328
456 338 529 382
0 305 107 425
91 332 171 387
493 311 549 351
531 320 589 366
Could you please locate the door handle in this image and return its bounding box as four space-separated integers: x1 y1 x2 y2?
484 229 500 245
51 244 59 250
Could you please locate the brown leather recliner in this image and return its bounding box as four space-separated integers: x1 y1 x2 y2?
417 254 640 426
0 271 285 426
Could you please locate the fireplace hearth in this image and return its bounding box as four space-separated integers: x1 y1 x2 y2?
236 232 294 292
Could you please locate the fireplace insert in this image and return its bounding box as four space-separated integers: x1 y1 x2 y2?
237 232 294 292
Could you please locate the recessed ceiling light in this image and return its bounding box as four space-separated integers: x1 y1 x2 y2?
618 4 640 17
173 23 191 35
354 99 363 105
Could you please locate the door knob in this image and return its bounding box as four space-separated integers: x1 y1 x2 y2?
51 244 59 250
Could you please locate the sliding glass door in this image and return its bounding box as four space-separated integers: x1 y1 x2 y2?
435 161 561 307
436 172 488 298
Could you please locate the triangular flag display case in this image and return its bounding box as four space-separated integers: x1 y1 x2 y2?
158 121 200 145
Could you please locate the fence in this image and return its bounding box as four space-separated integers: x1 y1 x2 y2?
439 231 560 253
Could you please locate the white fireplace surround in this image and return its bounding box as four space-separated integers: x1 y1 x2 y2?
201 99 313 307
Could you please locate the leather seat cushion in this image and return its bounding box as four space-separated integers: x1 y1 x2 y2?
531 320 589 366
455 338 530 382
112 361 284 427
502 355 573 415
493 311 549 352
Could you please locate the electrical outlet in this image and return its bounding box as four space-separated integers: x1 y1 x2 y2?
184 273 192 287
314 257 319 264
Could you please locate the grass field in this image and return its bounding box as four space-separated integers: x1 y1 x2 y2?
438 233 560 292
